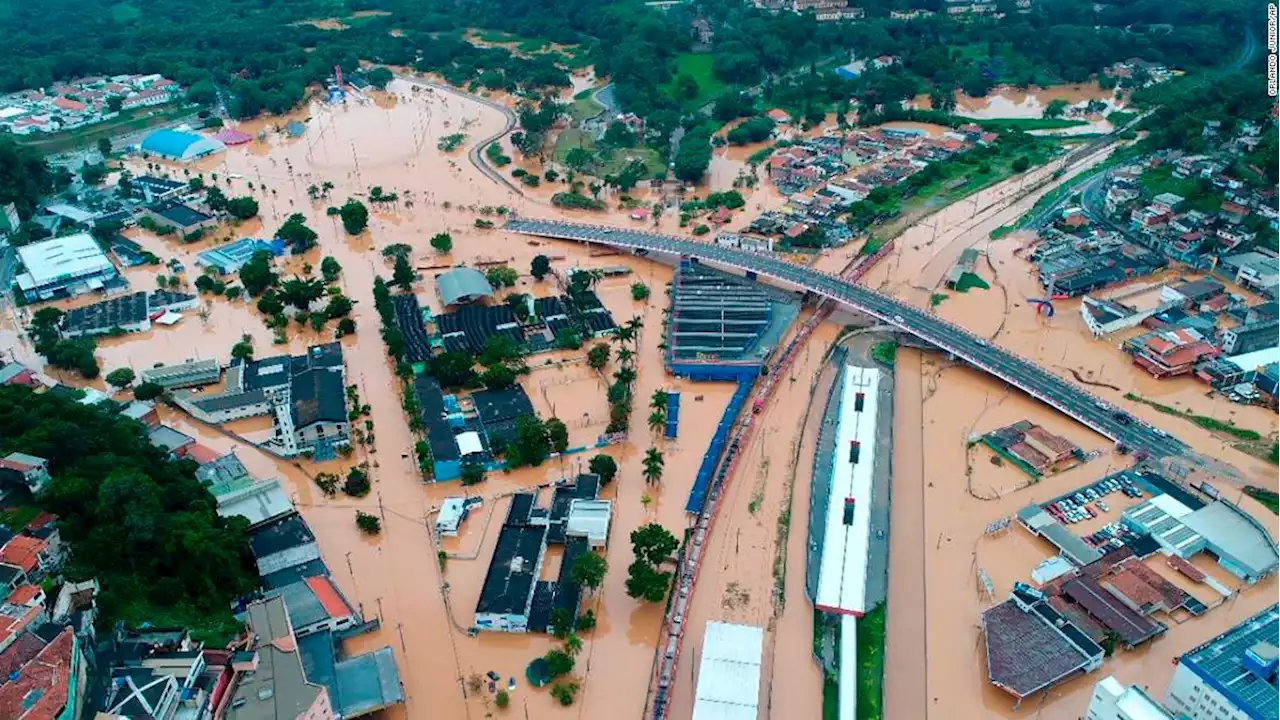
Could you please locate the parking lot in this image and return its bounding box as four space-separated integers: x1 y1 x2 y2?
1038 473 1154 558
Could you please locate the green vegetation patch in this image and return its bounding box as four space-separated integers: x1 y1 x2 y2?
870 341 897 367
930 293 949 307
953 272 990 292
1243 486 1279 515
1139 166 1224 214
568 95 604 123
856 604 887 720
662 53 728 108
110 1 140 22
977 117 1087 131
1123 393 1263 441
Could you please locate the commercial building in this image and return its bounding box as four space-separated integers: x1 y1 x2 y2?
144 199 217 234
435 267 494 306
1220 319 1279 355
1164 604 1278 720
1086 676 1175 720
1123 327 1219 378
172 343 349 458
981 584 1105 702
1123 494 1279 585
474 475 610 633
128 174 187 202
264 575 359 639
139 129 225 162
139 358 221 390
12 233 118 302
982 421 1081 477
195 238 285 275
692 622 764 720
218 597 335 720
248 515 322 579
214 478 294 529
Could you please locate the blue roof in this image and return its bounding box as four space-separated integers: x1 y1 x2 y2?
140 129 205 158
1181 604 1278 720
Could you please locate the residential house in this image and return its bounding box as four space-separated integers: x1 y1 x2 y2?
0 452 50 495
1221 250 1280 297
0 585 47 654
0 627 85 720
1123 328 1220 377
264 576 359 638
1219 201 1249 225
145 200 217 234
1219 320 1279 355
215 597 335 720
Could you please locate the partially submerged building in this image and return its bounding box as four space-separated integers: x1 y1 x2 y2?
173 343 349 458
12 232 118 302
692 622 764 720
1164 604 1278 720
981 584 1104 703
474 474 611 632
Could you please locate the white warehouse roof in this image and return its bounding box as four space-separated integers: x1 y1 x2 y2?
693 622 764 720
15 232 113 288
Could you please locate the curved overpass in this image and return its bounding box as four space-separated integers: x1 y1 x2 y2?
505 217 1189 459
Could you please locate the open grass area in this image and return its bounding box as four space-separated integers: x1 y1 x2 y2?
1244 486 1279 514
977 117 1088 131
1139 166 1223 213
856 604 886 720
662 53 729 109
17 104 194 154
553 128 663 177
569 95 604 123
0 505 42 532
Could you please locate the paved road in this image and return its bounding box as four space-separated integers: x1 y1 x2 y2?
505 218 1190 459
396 76 523 196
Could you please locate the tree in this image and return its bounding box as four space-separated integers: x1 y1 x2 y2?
320 256 342 282
647 411 665 434
336 317 357 337
355 511 381 535
554 328 582 350
480 364 517 390
133 381 164 401
325 294 354 318
367 66 394 89
630 281 650 301
392 253 415 290
550 681 579 706
631 523 678 566
530 254 551 280
97 137 111 158
576 609 596 632
641 447 664 484
549 607 573 639
543 648 574 677
650 390 668 411
545 417 569 453
105 367 136 388
279 277 325 310
344 466 370 496
80 162 108 185
205 186 228 211
588 454 617 485
240 251 277 297
564 633 583 657
225 196 259 220
277 214 318 254
231 336 255 360
586 343 610 371
1011 155 1031 173
256 291 284 317
625 559 672 603
485 265 518 288
461 463 486 486
674 129 712 183
570 551 607 592
505 416 551 467
563 147 593 171
430 232 453 253
340 199 369 235
495 690 510 709
1044 99 1069 119
602 121 637 148
429 351 478 388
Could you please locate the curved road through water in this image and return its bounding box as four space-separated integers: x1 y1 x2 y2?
504 218 1191 459
395 75 524 196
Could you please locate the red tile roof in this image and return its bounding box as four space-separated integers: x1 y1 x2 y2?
24 513 56 532
305 576 352 620
0 536 47 574
186 443 222 465
0 628 74 720
52 97 86 113
6 585 41 606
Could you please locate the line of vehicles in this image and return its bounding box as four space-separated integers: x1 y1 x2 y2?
1044 475 1145 525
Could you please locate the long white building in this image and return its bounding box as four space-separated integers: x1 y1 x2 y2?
693 621 764 720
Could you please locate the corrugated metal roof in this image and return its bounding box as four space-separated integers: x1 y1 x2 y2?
693 622 763 720
436 267 493 305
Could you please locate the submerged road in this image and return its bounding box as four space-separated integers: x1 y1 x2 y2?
505 218 1190 459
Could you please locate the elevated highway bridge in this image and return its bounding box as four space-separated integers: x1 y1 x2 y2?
505 217 1189 460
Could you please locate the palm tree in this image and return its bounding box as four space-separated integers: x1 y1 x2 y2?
642 447 664 484
612 325 635 347
624 316 643 348
307 184 319 200
564 634 583 657
614 366 636 388
648 410 666 434
616 346 635 368
650 390 668 412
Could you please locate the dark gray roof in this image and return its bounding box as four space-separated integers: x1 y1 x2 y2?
290 369 346 428
261 558 329 592
61 292 149 333
476 495 546 616
334 646 404 716
151 200 212 228
148 425 194 452
0 563 22 585
195 452 251 486
413 375 460 463
248 515 315 558
436 267 493 306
